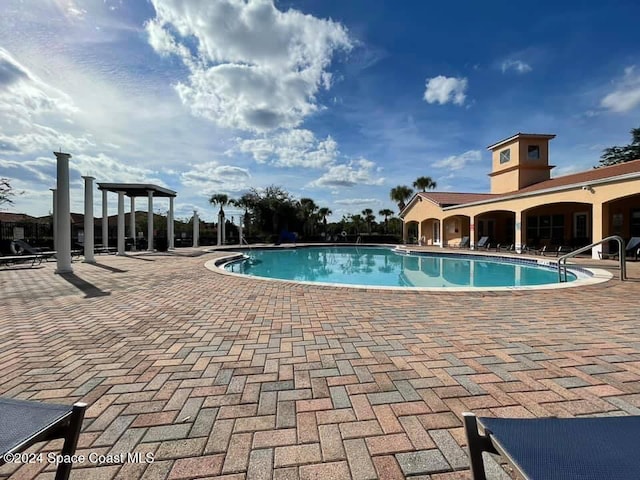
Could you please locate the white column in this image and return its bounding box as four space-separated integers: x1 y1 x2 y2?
147 190 154 251
102 189 108 248
117 191 125 255
54 152 72 274
221 212 226 245
168 197 175 250
470 216 476 250
217 211 223 246
238 215 243 246
50 188 57 254
193 210 199 248
82 176 95 263
439 219 444 248
592 202 603 260
515 210 522 253
130 196 136 251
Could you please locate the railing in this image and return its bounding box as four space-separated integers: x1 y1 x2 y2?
557 235 626 282
356 236 362 244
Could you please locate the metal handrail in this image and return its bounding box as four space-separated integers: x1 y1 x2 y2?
356 236 362 244
557 235 626 282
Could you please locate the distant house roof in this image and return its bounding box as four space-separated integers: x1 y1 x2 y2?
0 212 37 222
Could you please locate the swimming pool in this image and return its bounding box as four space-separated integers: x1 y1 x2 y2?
221 246 588 289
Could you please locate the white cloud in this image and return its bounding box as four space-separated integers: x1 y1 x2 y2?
309 158 384 188
146 0 353 132
238 129 338 168
180 161 251 195
501 59 532 74
601 66 640 113
433 150 482 171
334 198 381 205
423 75 467 106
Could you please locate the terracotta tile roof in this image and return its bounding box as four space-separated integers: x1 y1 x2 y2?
510 158 640 195
417 192 499 207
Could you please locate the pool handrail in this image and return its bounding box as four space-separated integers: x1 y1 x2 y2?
557 235 625 282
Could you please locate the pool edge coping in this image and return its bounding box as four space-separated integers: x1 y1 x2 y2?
204 244 613 292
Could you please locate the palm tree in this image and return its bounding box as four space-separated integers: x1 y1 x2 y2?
317 207 332 237
232 193 256 236
210 193 231 216
299 197 318 237
362 208 375 234
413 176 437 192
390 185 414 211
379 208 393 233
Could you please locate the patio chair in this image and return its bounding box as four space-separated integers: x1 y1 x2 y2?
464 412 640 480
454 236 469 248
0 253 43 268
475 236 489 249
0 398 86 480
11 240 56 261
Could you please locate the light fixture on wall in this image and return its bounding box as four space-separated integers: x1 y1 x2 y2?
581 185 595 193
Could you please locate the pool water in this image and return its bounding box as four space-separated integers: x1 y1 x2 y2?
224 246 576 288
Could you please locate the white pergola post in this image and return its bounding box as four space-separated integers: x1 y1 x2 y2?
50 188 57 254
193 210 199 248
238 215 243 246
147 190 154 251
102 189 108 248
54 152 72 274
117 191 125 255
168 196 175 250
82 176 95 263
515 210 523 253
439 219 444 248
221 212 226 245
130 196 136 251
217 211 223 246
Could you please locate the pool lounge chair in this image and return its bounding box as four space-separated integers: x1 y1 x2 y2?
463 412 640 480
0 397 86 480
453 236 469 248
0 253 44 268
475 236 489 249
11 240 57 261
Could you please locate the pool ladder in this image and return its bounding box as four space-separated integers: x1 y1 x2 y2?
557 235 626 282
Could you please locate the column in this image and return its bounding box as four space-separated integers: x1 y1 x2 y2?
193 210 199 248
217 211 223 246
168 196 175 250
117 191 125 255
514 210 522 253
147 190 154 251
82 176 95 263
439 219 444 248
50 189 57 254
592 202 604 260
221 213 226 245
470 216 476 250
102 189 108 248
54 151 72 274
402 221 408 244
130 196 136 251
238 215 243 246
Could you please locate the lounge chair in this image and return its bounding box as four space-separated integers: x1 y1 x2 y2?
463 412 640 480
12 240 56 261
0 398 86 480
625 237 640 260
475 236 489 249
0 253 43 268
454 236 470 248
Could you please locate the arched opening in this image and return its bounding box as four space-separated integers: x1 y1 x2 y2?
474 210 515 248
419 217 440 245
442 215 470 247
522 202 593 250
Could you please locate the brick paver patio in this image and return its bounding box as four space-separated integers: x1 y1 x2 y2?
1 249 639 479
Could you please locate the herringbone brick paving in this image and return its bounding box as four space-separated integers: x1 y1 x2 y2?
1 250 639 479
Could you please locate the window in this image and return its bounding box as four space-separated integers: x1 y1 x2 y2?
527 145 540 160
526 214 564 240
499 149 510 164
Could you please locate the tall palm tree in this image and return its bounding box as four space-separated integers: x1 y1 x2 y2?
413 176 437 192
390 185 414 211
299 197 318 236
210 194 231 216
362 208 375 234
232 193 256 236
317 207 332 236
379 208 393 233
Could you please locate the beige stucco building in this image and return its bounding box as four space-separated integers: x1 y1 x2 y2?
401 133 640 259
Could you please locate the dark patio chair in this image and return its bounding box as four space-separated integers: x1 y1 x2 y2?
463 412 640 480
0 398 86 480
0 253 43 268
11 240 57 261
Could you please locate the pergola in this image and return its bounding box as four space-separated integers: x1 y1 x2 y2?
96 183 177 256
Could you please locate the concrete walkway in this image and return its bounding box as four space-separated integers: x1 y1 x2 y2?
1 249 639 479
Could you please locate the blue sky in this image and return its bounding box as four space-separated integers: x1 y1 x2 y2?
1 0 639 222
